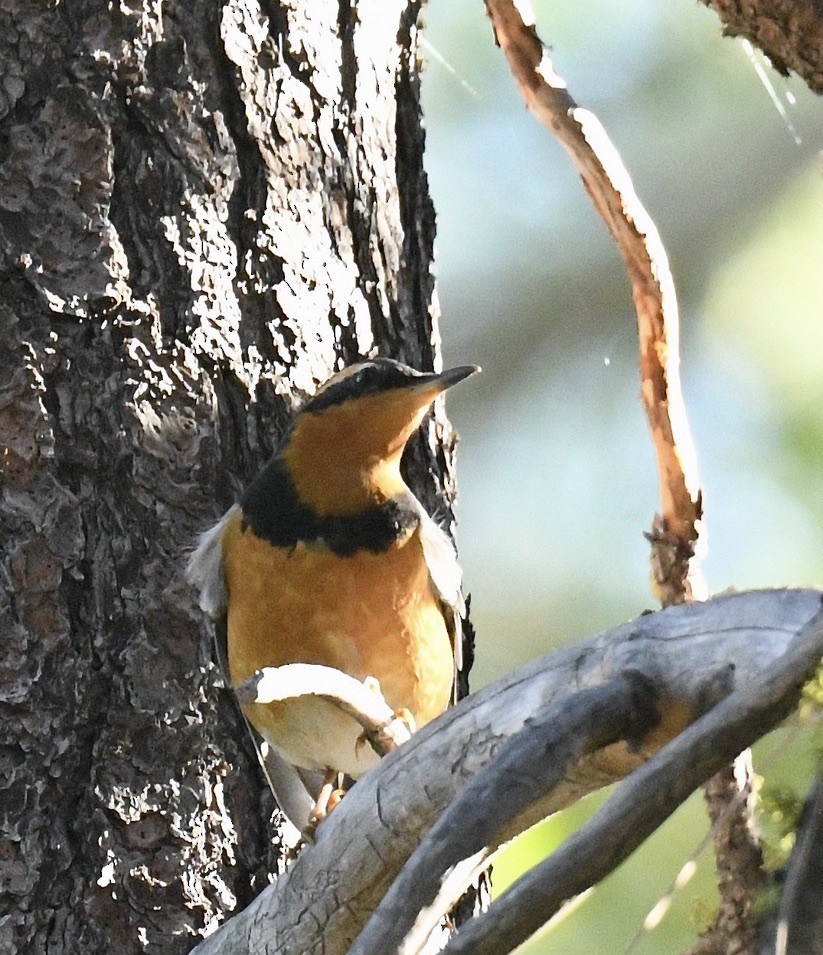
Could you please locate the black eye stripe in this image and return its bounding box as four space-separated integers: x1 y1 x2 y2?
304 359 420 414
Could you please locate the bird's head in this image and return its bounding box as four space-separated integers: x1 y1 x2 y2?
283 358 479 514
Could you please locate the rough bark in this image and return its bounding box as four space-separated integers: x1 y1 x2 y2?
0 1 453 952
700 0 823 93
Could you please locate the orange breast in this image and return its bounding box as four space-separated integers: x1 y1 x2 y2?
221 509 453 776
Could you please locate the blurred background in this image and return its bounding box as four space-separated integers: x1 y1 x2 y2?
420 0 823 951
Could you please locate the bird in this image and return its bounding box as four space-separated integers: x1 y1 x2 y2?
186 357 479 831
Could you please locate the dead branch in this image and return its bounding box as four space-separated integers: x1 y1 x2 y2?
481 5 787 947
348 672 660 955
483 0 703 604
234 663 412 756
436 601 823 955
189 588 821 955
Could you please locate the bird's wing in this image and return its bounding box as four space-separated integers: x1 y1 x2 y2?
186 506 235 617
414 501 466 681
186 505 318 833
258 743 325 839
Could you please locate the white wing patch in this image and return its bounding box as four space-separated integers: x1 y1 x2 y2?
185 506 236 616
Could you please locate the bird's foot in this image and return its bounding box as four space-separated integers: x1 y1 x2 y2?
303 769 344 839
393 707 416 733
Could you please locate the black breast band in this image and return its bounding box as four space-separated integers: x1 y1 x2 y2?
239 457 419 556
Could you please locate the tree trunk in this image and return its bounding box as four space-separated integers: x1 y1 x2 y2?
0 2 457 951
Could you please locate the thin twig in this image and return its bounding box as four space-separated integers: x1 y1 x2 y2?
483 0 703 603
234 663 412 756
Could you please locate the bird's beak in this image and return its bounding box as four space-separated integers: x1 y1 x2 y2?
409 364 480 398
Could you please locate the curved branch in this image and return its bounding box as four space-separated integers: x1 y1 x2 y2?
484 0 703 602
439 600 823 955
190 588 820 955
349 672 660 955
235 663 412 756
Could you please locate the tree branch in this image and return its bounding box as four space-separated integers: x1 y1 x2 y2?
437 600 823 955
349 673 660 955
483 0 703 603
481 5 797 948
235 663 412 756
189 588 821 955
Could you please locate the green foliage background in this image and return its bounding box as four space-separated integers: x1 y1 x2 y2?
421 1 823 950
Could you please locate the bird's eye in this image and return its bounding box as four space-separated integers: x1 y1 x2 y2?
354 367 375 388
